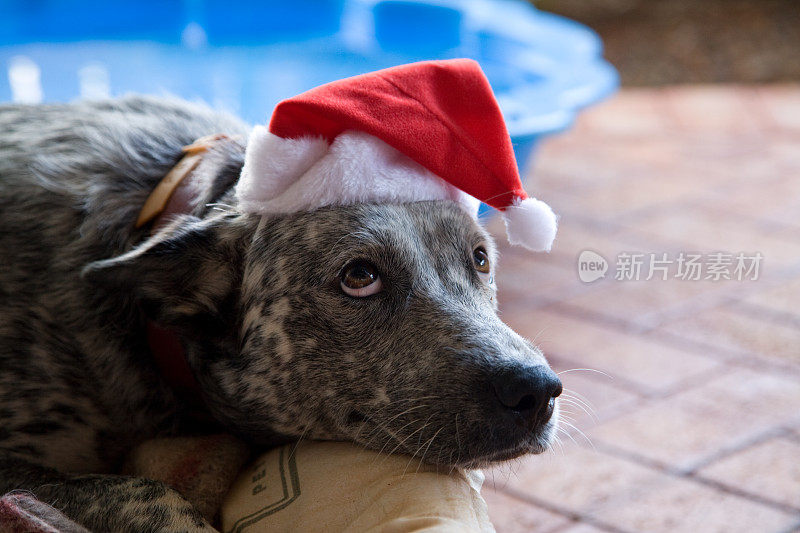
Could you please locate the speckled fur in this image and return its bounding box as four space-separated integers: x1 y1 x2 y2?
0 96 558 531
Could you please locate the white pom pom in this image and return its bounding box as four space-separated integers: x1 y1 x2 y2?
502 197 558 252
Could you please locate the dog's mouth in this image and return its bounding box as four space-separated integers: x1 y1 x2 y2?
360 402 559 469
460 415 559 468
464 445 538 467
457 393 560 468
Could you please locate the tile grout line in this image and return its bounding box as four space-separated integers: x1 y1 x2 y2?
551 365 749 454
687 473 800 518
732 301 800 330
547 352 742 430
634 269 799 330
543 300 800 379
779 518 800 533
651 328 800 378
496 484 637 533
584 432 800 516
682 426 794 474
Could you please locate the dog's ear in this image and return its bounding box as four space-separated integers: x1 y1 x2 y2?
83 214 247 327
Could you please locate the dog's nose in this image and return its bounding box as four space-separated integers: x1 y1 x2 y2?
491 365 562 423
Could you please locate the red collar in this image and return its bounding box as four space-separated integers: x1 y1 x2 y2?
146 321 204 401
138 135 230 404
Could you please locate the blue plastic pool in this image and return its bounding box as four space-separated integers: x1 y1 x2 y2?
0 0 617 191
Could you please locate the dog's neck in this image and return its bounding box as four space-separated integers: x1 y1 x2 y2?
138 134 238 407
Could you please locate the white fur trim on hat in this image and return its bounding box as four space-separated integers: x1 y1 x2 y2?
502 197 558 252
236 125 329 213
236 128 480 218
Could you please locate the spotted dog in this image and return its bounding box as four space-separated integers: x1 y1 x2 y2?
0 96 562 531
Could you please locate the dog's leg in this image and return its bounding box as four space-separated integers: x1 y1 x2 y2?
0 453 215 532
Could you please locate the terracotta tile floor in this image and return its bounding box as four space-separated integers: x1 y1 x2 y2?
482 86 800 533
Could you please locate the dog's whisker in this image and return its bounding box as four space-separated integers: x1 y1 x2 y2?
557 426 580 448
289 425 311 460
402 425 434 477
557 368 613 379
362 404 430 452
560 420 594 449
558 397 598 421
354 396 442 446
399 419 435 477
562 389 598 420
415 426 444 475
561 396 599 424
560 390 597 414
454 413 461 464
375 413 435 466
525 326 549 347
552 433 565 456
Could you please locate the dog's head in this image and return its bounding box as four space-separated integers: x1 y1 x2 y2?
87 200 560 467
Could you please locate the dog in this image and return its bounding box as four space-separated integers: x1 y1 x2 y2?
0 95 562 531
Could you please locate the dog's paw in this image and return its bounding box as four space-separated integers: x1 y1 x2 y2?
32 476 217 533
115 485 218 532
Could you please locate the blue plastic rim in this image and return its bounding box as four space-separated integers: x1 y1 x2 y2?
0 0 618 192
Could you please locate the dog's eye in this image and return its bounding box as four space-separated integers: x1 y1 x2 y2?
340 261 383 297
473 246 491 274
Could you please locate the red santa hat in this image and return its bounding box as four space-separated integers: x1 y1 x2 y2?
235 59 557 251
